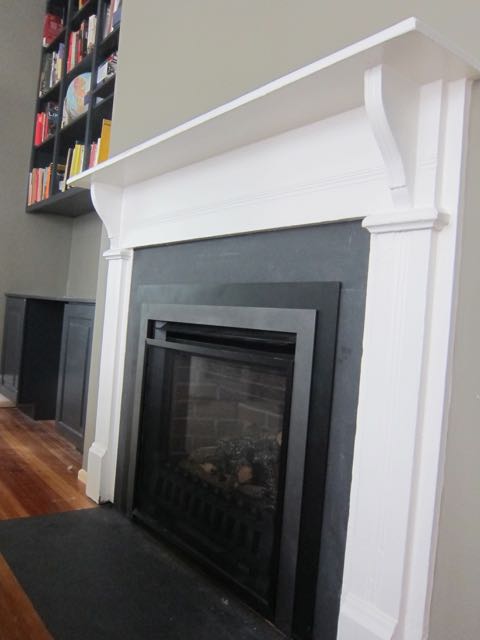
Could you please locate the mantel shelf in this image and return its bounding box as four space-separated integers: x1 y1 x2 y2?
69 18 480 192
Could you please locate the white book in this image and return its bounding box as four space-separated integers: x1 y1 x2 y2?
87 15 97 53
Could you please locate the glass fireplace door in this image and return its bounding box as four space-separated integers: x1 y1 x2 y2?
133 323 295 611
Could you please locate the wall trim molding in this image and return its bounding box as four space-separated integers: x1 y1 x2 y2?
363 208 450 234
77 468 87 485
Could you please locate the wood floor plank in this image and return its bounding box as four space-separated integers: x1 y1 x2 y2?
0 554 52 640
0 408 96 520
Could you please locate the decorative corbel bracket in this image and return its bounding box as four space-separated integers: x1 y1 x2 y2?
364 64 420 210
91 182 124 250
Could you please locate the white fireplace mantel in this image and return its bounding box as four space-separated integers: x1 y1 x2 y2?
70 18 479 640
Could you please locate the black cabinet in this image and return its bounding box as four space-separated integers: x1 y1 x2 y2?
0 295 95 451
56 302 94 449
0 295 64 418
0 297 26 398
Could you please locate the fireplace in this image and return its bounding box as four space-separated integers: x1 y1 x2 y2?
71 19 476 640
124 281 342 638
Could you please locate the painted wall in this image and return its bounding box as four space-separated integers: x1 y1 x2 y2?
66 213 102 299
428 80 480 640
0 0 73 346
110 0 480 155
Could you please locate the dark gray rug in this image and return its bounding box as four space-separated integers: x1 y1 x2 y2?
0 506 284 639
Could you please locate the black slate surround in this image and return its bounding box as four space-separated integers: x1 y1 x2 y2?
116 221 370 640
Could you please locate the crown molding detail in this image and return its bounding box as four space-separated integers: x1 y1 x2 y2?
363 208 450 234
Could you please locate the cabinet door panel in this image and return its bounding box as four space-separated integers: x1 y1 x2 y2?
56 304 94 450
0 298 26 399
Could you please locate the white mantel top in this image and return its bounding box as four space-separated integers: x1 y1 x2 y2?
70 17 479 192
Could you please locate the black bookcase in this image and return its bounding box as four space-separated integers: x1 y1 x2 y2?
27 0 120 217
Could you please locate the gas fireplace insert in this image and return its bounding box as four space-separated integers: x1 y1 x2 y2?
125 284 340 639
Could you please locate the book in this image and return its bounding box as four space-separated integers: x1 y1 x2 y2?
45 102 59 137
61 148 74 191
39 47 64 96
34 113 43 146
112 0 122 29
43 13 63 47
103 0 121 37
33 102 59 146
97 52 117 84
87 15 97 53
97 119 111 163
67 17 97 73
88 142 98 168
28 165 54 204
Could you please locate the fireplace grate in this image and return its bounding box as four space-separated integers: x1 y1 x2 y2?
142 460 276 601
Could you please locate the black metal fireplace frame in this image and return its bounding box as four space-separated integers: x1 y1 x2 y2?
124 282 340 639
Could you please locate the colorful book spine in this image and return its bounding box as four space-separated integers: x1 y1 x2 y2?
28 164 54 205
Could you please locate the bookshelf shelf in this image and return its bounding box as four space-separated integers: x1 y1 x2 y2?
93 73 115 98
64 51 93 79
27 0 121 216
26 187 93 217
60 109 88 139
38 81 62 103
93 91 114 112
71 0 96 27
98 25 119 56
34 135 56 151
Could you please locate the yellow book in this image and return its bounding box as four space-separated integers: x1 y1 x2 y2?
71 143 82 177
97 119 111 163
70 144 78 177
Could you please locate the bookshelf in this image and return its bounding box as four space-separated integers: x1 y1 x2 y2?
27 0 120 217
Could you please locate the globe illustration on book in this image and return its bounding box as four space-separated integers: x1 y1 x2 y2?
64 72 91 123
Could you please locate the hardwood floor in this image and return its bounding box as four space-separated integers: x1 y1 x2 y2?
0 408 95 520
0 554 52 640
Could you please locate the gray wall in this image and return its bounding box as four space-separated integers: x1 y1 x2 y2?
0 0 73 346
111 0 480 155
428 81 480 640
66 213 102 299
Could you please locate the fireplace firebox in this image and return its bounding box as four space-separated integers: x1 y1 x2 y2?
135 322 295 605
126 283 341 639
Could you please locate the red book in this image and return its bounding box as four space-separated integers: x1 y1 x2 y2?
34 114 43 145
36 169 42 203
32 169 38 203
41 113 47 142
43 14 63 47
68 32 73 71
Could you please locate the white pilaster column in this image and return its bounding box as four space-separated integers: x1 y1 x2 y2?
86 246 133 503
337 209 448 640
